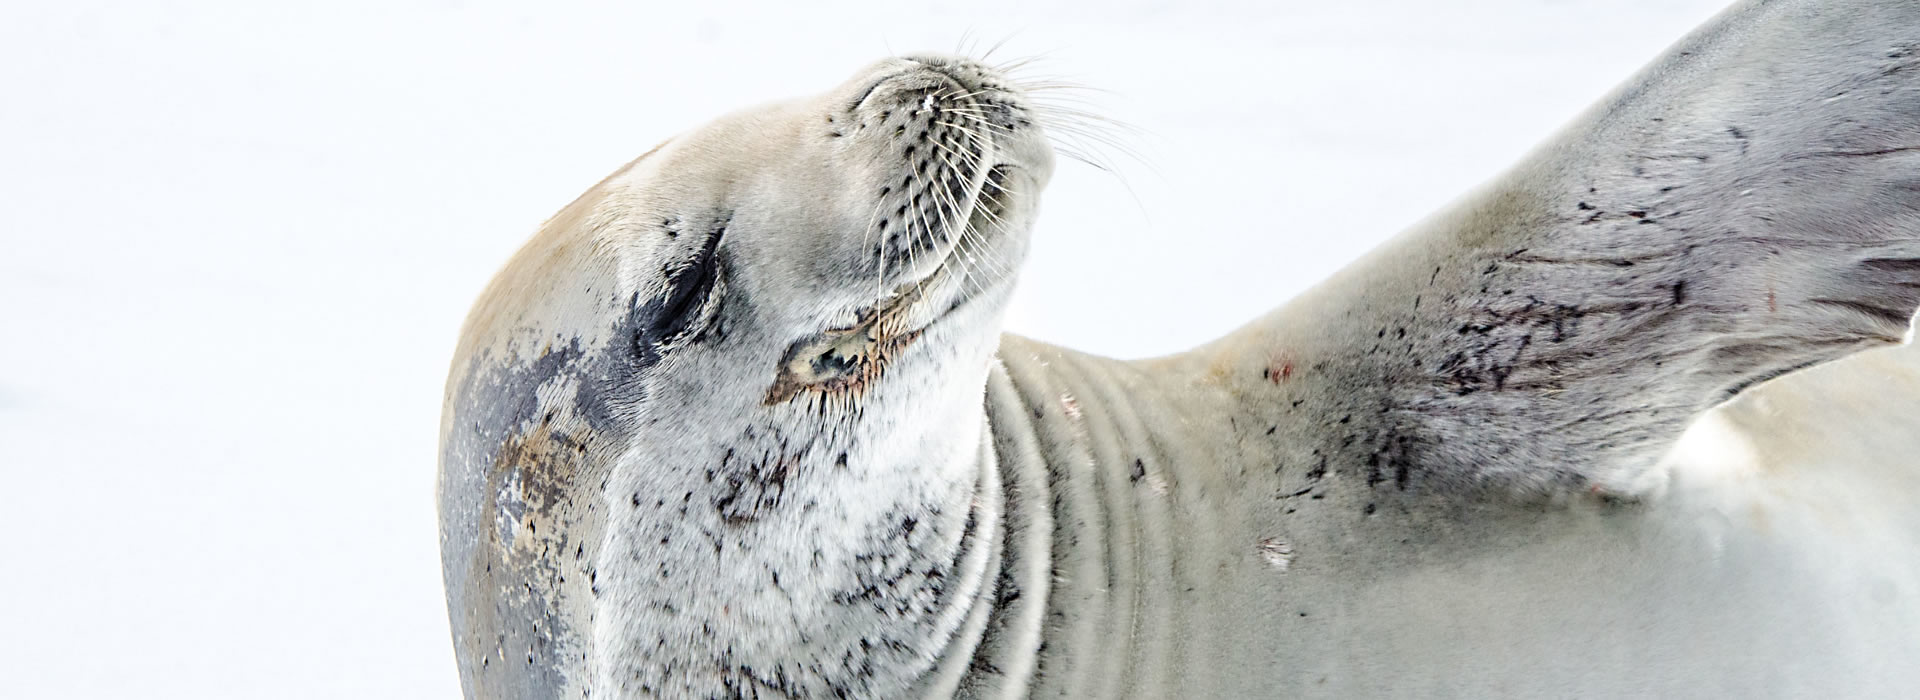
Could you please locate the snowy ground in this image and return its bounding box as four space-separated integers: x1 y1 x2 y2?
13 1 1913 697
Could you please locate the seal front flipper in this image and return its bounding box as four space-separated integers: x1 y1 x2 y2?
1226 0 1920 497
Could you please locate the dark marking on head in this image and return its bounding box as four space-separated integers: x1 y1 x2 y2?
440 339 610 698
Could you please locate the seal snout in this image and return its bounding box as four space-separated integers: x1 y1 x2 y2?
843 54 1040 144
830 54 1050 289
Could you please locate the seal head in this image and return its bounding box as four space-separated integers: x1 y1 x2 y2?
437 54 1053 699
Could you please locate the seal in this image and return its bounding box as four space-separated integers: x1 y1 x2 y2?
437 55 1054 698
440 1 1920 697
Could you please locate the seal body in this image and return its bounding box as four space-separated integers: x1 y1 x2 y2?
442 1 1920 696
982 338 1920 698
968 0 1920 692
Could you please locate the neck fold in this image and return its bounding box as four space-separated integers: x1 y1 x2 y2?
952 336 1244 697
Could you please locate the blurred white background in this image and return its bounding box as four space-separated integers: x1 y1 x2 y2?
1 1 1739 697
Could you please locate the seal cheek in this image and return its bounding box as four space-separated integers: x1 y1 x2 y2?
441 344 611 697
490 412 593 562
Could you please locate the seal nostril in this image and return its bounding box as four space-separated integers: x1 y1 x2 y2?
849 56 1009 119
849 74 895 114
846 64 951 115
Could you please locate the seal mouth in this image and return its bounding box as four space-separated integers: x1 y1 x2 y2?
760 276 941 408
765 164 1016 408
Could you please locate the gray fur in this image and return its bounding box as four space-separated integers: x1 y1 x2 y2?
441 2 1920 697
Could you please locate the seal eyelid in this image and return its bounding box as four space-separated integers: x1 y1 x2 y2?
645 217 728 347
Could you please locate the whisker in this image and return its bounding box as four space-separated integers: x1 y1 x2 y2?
859 194 891 302
980 33 1019 64
993 52 1058 76
950 225 997 297
957 209 1011 284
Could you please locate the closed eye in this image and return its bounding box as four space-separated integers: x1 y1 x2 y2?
634 215 728 362
653 231 721 339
